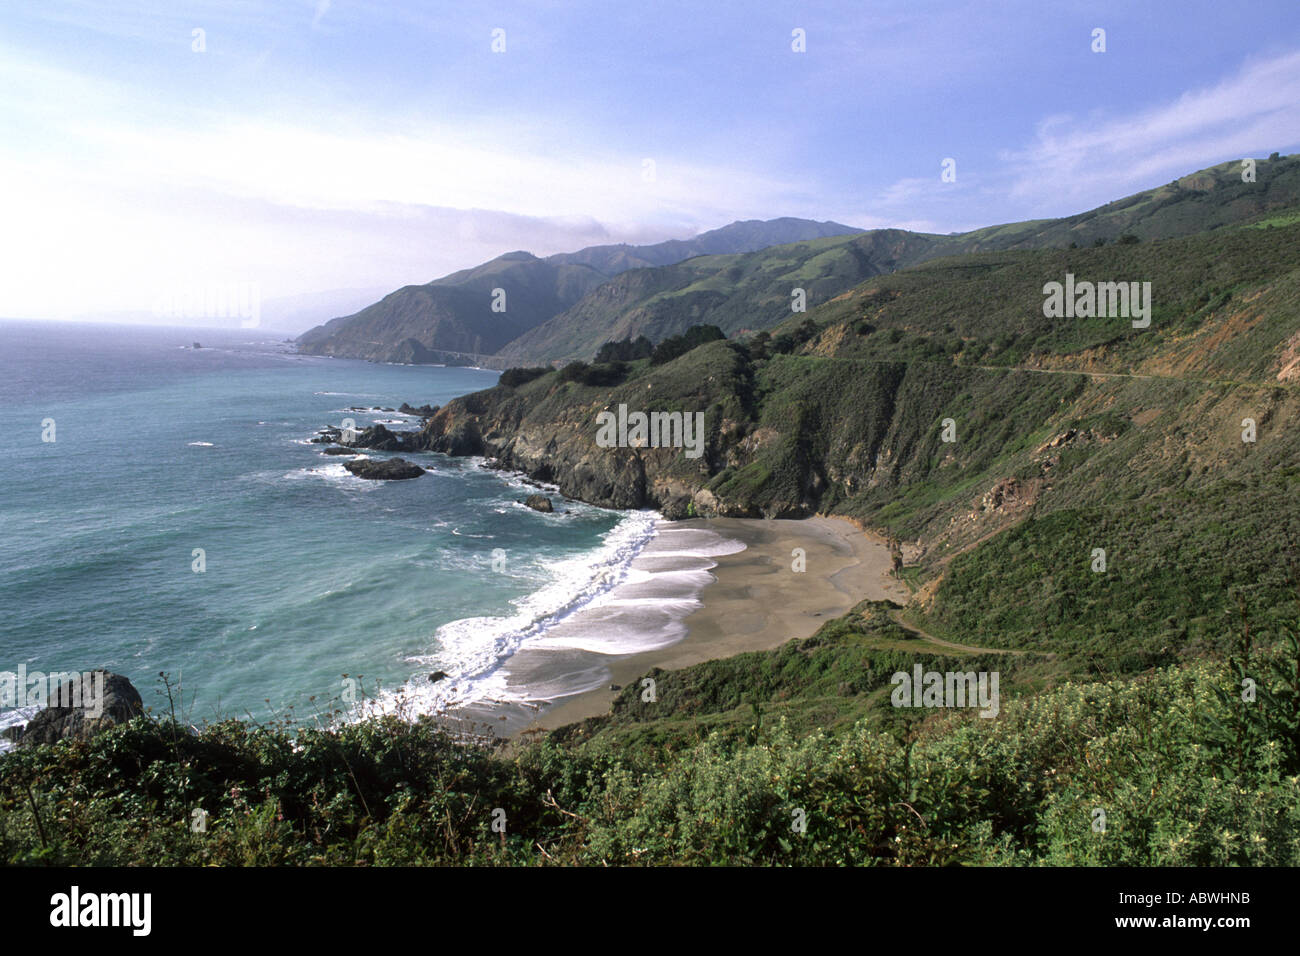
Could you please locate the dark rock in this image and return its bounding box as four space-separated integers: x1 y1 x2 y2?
429 671 448 683
609 684 622 692
523 494 554 513
322 446 358 455
5 671 144 747
332 423 425 452
343 457 425 480
399 403 439 418
660 495 693 520
436 422 484 457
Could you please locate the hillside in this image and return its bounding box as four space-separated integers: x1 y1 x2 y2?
497 228 946 365
548 216 864 274
404 199 1300 676
299 155 1300 367
295 253 609 362
505 155 1300 365
295 218 864 363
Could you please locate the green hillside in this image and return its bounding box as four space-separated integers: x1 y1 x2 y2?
295 219 865 363
499 154 1300 365
420 208 1300 676
296 252 608 362
298 156 1300 368
497 229 947 365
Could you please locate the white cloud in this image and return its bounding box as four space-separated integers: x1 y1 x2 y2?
1002 49 1300 210
312 0 331 31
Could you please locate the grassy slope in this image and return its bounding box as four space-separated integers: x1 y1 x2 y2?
297 255 609 360
464 215 1300 678
501 154 1300 365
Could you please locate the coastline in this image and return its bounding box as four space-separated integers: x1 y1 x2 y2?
452 514 909 736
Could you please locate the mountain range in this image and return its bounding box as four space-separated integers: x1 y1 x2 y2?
296 218 864 364
298 156 1298 367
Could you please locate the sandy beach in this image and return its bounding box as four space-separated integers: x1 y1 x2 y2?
505 514 908 734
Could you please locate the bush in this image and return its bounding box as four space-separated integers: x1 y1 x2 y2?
594 336 653 363
499 367 551 388
3 625 1299 866
650 325 726 365
558 361 630 386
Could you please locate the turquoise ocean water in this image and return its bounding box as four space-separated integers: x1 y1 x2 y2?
0 320 660 736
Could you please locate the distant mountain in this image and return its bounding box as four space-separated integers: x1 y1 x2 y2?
546 217 864 274
501 155 1300 365
299 156 1300 366
499 228 942 365
295 218 864 363
296 253 610 362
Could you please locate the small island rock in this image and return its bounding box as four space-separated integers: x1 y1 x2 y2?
344 457 425 480
5 671 144 747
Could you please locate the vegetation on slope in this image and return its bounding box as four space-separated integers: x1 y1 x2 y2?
3 608 1296 865
305 154 1300 367
424 215 1300 676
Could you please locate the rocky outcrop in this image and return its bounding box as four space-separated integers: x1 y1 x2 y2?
411 343 816 519
524 494 554 513
339 423 412 452
400 403 439 418
344 457 425 480
5 671 144 747
312 422 425 452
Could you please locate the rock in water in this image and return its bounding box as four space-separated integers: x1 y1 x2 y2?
524 494 554 513
5 671 144 747
339 423 406 450
400 403 439 418
343 457 425 480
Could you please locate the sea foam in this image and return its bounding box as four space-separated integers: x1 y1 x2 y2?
356 518 745 719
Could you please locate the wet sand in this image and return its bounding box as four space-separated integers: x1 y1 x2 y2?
503 515 908 734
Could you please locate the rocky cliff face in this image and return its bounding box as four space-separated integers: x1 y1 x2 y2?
323 342 780 518
416 386 713 518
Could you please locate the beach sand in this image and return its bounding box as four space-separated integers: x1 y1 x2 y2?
504 515 909 734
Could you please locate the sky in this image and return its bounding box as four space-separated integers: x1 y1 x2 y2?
2 0 1299 322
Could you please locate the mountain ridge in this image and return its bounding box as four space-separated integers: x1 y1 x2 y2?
299 156 1300 366
296 217 865 362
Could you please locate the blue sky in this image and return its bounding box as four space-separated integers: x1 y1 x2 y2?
2 0 1299 319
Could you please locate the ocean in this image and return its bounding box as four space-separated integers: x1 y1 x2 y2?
0 320 739 742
